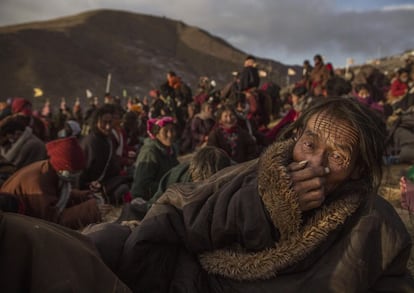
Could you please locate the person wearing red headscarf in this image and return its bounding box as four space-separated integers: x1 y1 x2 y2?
11 97 49 141
207 105 258 163
0 137 104 229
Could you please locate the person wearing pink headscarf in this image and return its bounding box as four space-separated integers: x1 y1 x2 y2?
130 116 179 201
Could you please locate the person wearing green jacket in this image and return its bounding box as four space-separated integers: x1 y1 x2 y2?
130 116 179 200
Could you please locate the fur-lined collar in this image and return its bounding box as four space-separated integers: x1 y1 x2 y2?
199 139 369 280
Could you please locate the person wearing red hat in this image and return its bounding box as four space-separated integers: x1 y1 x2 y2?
10 97 48 141
0 136 107 229
148 89 165 119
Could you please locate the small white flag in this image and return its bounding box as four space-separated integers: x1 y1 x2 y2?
86 89 93 98
287 68 296 76
258 70 267 78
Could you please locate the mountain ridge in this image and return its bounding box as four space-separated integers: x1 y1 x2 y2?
0 9 292 108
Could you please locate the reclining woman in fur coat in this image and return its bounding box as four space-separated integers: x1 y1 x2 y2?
117 97 413 292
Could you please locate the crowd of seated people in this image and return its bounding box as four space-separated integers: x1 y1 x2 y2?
0 53 414 292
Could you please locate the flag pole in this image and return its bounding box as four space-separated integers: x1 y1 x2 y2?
105 73 112 94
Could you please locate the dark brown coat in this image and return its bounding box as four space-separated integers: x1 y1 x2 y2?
207 125 258 163
118 140 413 292
0 212 131 292
0 160 101 229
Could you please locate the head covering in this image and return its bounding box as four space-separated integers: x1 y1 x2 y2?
149 89 160 98
146 116 174 139
11 98 32 115
130 104 143 114
406 165 414 183
46 137 86 172
0 117 26 135
66 120 81 137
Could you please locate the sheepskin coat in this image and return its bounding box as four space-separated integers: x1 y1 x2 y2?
118 140 414 292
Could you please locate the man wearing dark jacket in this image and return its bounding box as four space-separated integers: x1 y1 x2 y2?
79 104 128 204
239 55 260 92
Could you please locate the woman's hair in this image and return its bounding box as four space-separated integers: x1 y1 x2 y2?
355 83 371 94
0 116 26 136
189 146 232 182
325 76 352 96
397 68 409 75
282 97 386 192
292 86 307 97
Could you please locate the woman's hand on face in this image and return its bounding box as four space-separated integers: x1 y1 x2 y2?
287 160 330 211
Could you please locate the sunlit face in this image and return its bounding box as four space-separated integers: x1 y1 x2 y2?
187 105 195 117
293 113 360 196
291 94 299 105
202 104 213 115
97 113 113 136
219 110 237 128
358 88 370 98
400 72 409 83
156 124 176 147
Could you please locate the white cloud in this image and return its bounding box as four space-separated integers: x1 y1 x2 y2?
382 4 414 11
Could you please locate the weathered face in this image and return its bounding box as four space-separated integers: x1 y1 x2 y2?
202 104 213 115
293 113 360 196
97 113 113 136
156 124 176 147
400 72 409 83
357 88 370 98
7 130 23 143
219 110 237 128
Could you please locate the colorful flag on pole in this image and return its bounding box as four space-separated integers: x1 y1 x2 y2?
33 88 43 97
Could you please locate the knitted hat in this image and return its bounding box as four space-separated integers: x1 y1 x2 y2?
146 116 174 139
46 137 86 172
11 98 31 114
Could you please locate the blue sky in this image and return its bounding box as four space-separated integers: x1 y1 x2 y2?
1 0 413 67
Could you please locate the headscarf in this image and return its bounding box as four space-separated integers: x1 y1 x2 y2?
46 137 86 172
146 116 174 139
